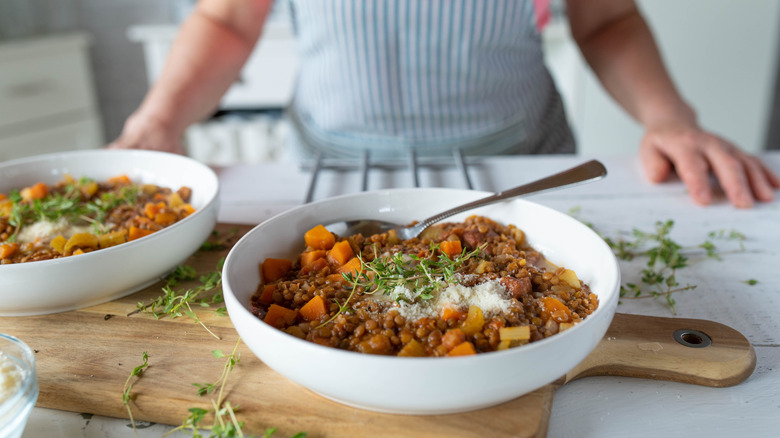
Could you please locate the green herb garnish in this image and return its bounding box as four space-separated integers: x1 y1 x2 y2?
122 351 149 437
5 180 140 239
569 209 746 314
134 259 226 339
317 242 485 327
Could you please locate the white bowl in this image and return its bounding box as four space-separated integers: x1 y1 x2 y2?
0 149 219 316
223 188 620 414
0 333 38 438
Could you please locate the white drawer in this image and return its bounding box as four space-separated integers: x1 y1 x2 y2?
0 116 103 161
0 37 97 130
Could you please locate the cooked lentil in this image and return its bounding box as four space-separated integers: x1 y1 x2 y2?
250 215 599 357
0 175 194 264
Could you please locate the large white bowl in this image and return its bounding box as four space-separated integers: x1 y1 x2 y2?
0 149 219 316
223 188 620 414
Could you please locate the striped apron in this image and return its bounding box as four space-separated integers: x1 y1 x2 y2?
285 0 575 159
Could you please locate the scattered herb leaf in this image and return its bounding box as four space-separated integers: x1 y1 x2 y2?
122 351 149 437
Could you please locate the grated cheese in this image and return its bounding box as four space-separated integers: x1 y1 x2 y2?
0 352 23 404
377 278 514 321
15 218 92 244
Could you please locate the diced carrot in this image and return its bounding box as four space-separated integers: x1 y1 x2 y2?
300 257 328 275
21 182 48 201
327 240 354 267
0 242 19 259
439 240 462 258
144 202 166 219
447 341 477 356
300 250 326 268
540 297 572 323
299 295 328 322
108 174 131 185
261 257 293 283
177 203 196 218
441 305 466 321
304 224 336 250
337 257 363 276
154 211 178 226
0 193 6 201
398 339 427 357
259 284 276 305
128 226 154 241
263 304 298 328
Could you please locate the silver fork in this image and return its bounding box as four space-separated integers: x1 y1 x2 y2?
325 159 607 239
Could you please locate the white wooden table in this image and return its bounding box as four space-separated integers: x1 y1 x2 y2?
23 153 780 437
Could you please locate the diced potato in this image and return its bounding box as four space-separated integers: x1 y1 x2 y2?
79 181 98 197
141 184 159 195
499 326 531 341
497 340 512 351
398 339 427 357
418 226 443 241
559 322 575 332
460 305 485 336
559 269 581 289
98 230 127 249
50 235 67 253
167 192 184 208
64 233 99 253
473 260 493 274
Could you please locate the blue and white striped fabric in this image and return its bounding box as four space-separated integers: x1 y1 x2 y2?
286 0 574 159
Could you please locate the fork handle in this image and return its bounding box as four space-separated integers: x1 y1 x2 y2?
415 160 607 231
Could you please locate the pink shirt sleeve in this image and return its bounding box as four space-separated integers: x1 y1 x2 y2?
533 0 551 31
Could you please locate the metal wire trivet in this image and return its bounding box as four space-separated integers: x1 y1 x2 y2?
300 148 478 203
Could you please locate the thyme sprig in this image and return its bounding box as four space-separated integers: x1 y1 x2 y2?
122 351 149 437
134 259 226 338
167 340 307 438
571 211 745 314
352 242 486 299
317 242 485 327
167 339 242 437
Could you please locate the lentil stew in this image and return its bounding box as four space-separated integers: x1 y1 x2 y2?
250 215 599 357
0 175 194 264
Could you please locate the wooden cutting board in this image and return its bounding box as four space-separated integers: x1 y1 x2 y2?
0 224 756 438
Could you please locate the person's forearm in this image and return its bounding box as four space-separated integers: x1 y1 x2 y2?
567 0 695 129
133 0 272 136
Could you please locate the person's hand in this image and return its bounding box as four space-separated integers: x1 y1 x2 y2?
107 112 185 155
639 123 780 208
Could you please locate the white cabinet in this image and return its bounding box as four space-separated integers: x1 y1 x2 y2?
0 33 104 161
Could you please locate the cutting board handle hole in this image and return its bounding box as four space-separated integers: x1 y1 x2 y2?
673 329 712 348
